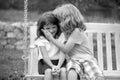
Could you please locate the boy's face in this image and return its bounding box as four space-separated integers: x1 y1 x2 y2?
43 24 58 37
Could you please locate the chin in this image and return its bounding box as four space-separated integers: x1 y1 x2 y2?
52 33 56 36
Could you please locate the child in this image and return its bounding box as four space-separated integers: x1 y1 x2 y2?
35 11 67 80
42 4 105 80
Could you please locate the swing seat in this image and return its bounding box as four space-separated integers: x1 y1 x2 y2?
24 23 120 80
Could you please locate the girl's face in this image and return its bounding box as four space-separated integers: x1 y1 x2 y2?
43 24 58 37
59 19 73 36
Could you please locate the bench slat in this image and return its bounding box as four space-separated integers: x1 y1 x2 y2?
115 33 120 70
85 23 120 32
103 71 120 76
106 33 112 70
97 33 104 70
30 26 37 46
29 48 39 75
87 33 94 54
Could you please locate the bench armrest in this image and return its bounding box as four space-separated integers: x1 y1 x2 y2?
29 44 36 49
22 44 37 60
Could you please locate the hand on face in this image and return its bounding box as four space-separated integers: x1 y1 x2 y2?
41 29 53 40
42 24 57 40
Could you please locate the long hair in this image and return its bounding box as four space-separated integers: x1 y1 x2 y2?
36 11 61 39
53 3 86 31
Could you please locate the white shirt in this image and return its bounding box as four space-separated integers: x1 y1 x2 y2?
34 35 65 60
35 36 59 60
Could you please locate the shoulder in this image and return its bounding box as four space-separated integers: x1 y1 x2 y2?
70 28 83 38
58 33 65 41
35 36 49 46
70 28 87 43
36 36 48 42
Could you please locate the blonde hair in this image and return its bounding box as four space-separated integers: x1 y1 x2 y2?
53 3 86 31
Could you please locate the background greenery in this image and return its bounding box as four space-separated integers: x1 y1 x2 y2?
0 0 120 22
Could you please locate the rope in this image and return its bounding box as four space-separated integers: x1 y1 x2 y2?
23 0 28 75
24 0 28 45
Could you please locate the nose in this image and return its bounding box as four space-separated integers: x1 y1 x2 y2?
49 29 54 33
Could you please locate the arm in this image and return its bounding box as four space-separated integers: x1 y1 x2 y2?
42 28 83 54
41 29 75 54
50 37 74 54
57 51 66 68
51 51 65 76
40 46 54 68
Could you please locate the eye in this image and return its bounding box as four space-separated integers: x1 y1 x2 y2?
44 26 50 30
53 26 57 29
45 27 50 30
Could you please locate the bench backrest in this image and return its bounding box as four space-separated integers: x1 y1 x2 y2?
28 23 120 77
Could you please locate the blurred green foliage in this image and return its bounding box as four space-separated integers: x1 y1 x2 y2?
0 0 120 22
0 0 120 12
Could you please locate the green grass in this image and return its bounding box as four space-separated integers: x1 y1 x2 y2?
0 49 24 78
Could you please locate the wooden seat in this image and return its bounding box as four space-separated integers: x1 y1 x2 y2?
24 23 120 80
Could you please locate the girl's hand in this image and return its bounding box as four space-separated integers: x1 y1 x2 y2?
42 29 53 40
52 66 60 73
52 66 60 76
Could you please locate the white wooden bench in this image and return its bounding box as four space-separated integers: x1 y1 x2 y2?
23 23 120 80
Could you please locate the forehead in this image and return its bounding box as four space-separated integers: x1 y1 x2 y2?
44 24 57 28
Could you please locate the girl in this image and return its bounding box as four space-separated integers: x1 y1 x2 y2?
35 11 66 80
42 4 105 80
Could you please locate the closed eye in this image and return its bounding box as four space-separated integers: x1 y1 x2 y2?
45 28 50 30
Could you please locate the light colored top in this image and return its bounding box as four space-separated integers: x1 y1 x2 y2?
68 28 95 61
35 36 65 60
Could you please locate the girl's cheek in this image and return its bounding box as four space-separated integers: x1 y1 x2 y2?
60 21 65 27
